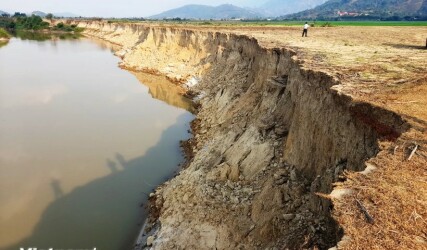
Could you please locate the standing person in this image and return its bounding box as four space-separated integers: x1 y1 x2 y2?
302 22 309 37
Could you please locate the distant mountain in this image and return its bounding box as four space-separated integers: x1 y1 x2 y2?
420 0 427 15
0 10 10 16
28 11 79 18
259 0 328 16
150 4 265 20
287 0 427 19
31 11 47 17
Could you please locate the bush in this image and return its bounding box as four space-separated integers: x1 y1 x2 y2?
54 22 83 33
56 22 65 29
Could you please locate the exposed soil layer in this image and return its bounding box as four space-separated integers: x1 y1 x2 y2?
76 21 427 249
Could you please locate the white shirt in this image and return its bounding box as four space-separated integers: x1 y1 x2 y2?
304 24 309 29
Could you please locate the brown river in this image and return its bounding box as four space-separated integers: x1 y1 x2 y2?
0 33 194 250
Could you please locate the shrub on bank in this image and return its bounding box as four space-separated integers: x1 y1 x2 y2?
53 22 84 32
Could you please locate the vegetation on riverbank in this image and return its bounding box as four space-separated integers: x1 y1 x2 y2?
0 28 10 39
0 27 9 47
52 22 84 32
15 15 49 30
0 14 83 33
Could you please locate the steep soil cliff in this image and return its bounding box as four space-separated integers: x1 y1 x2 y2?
76 21 426 249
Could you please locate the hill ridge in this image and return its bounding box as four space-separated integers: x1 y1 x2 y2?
286 0 427 19
150 4 264 20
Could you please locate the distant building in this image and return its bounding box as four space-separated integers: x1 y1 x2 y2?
337 11 360 17
337 11 348 16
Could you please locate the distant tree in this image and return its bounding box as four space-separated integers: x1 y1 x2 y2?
1 13 10 17
46 13 54 21
9 21 16 29
13 12 26 18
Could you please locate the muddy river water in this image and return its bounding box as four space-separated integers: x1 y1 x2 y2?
0 35 194 250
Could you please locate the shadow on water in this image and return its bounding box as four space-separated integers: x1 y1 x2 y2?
4 113 192 250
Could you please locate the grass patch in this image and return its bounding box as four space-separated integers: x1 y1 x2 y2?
0 28 11 39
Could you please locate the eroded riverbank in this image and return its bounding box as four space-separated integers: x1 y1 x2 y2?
75 21 427 249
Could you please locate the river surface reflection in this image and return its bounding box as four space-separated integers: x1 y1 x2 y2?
0 35 193 250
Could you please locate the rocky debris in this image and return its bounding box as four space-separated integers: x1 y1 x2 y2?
282 213 295 221
146 236 154 246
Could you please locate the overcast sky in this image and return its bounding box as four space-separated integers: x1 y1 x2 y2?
1 0 265 17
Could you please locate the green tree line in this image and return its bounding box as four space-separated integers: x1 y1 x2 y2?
0 14 49 30
15 15 50 30
0 13 83 33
